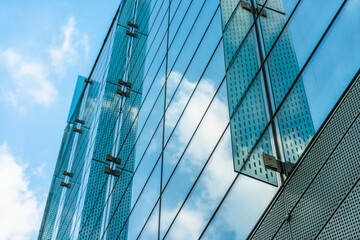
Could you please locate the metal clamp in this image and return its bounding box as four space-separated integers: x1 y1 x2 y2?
117 89 130 98
241 1 255 13
241 1 267 17
104 166 120 177
85 78 93 84
60 182 71 188
75 118 85 124
127 21 139 29
106 154 121 164
263 153 295 176
257 7 267 17
118 79 132 88
73 127 83 134
126 30 138 38
63 171 74 177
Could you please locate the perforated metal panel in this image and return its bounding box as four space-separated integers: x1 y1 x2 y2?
273 221 291 240
220 0 314 186
221 0 278 186
251 194 287 240
38 124 77 239
248 71 360 239
317 179 360 239
56 126 90 240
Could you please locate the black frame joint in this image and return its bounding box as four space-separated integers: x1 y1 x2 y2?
127 21 139 29
257 7 267 17
85 78 93 84
117 89 130 98
241 1 255 13
118 79 132 88
63 170 74 178
104 166 120 177
106 154 121 164
73 127 83 134
263 153 295 176
126 30 138 38
60 181 71 188
75 118 85 124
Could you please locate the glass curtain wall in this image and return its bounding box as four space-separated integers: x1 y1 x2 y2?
39 0 359 239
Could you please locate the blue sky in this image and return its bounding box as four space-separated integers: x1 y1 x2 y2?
0 1 119 239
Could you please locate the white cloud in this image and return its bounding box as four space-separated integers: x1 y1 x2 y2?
142 205 205 240
165 73 228 171
49 16 89 74
0 49 58 111
0 142 43 240
160 73 278 239
32 162 46 177
0 16 89 112
164 208 205 240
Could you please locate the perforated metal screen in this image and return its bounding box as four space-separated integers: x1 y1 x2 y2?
248 70 360 239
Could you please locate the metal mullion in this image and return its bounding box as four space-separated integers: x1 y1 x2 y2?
125 0 186 86
137 197 160 239
165 0 209 87
125 0 169 89
128 51 225 240
159 0 171 237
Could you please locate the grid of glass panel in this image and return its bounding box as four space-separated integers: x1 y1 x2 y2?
39 0 359 239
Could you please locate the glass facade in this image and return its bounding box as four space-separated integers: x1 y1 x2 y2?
39 0 359 239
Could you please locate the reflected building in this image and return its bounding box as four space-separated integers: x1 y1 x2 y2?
221 0 314 186
39 0 149 239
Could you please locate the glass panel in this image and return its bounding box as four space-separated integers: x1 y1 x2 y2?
166 8 223 113
258 0 298 55
169 0 182 21
260 0 344 164
201 134 279 239
163 44 226 185
138 202 159 240
133 76 165 165
168 0 207 44
221 0 255 66
167 0 221 96
163 128 235 239
161 81 229 238
112 161 161 240
300 0 360 131
141 2 168 76
132 119 163 203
